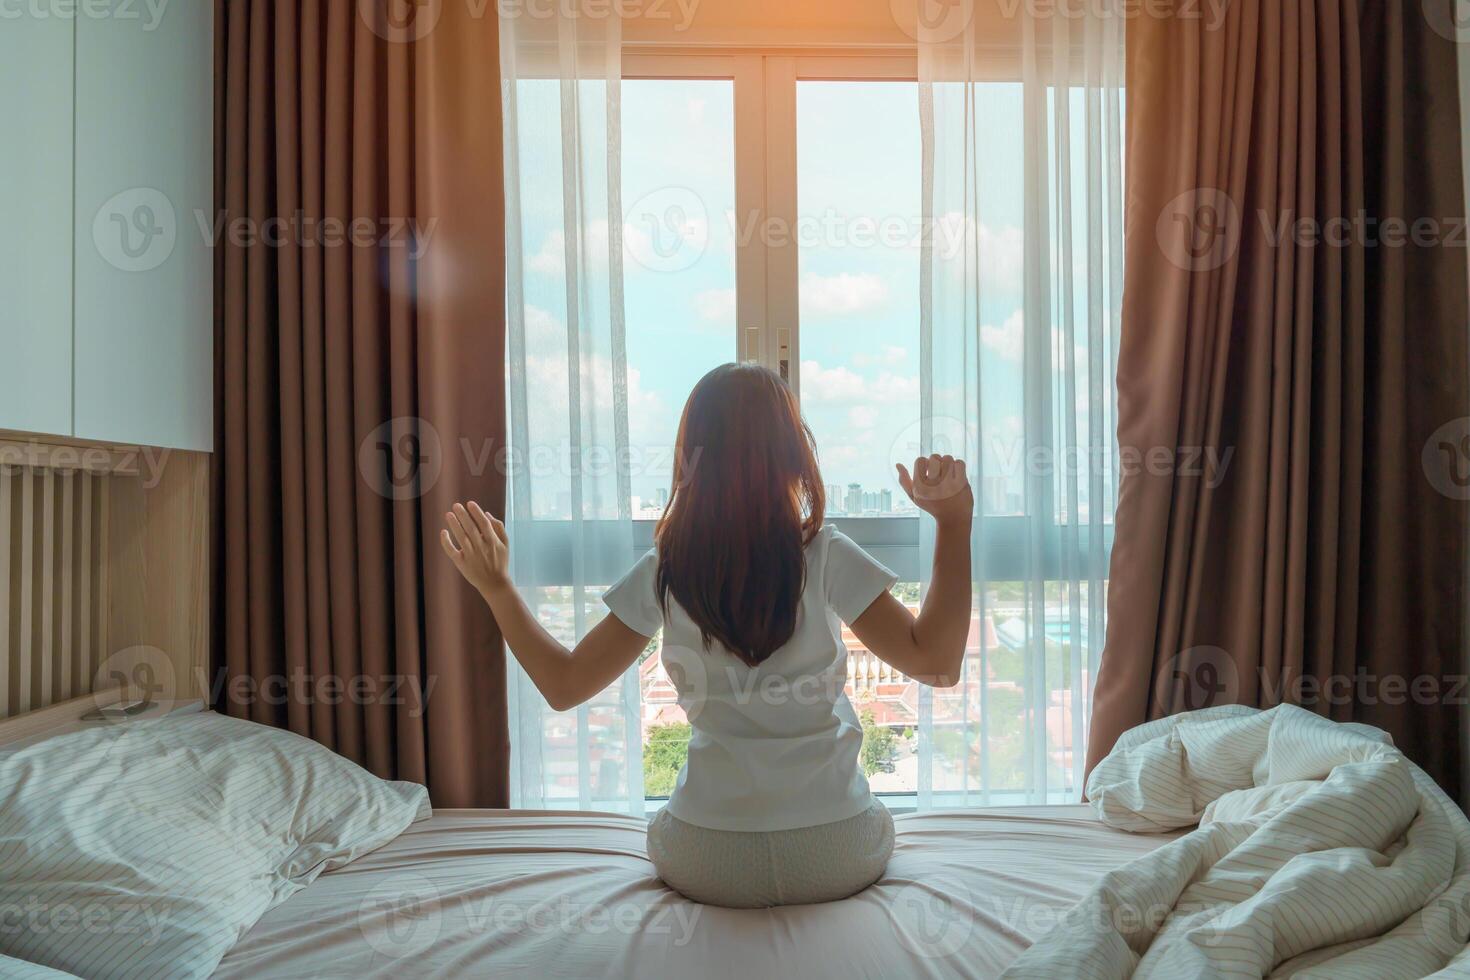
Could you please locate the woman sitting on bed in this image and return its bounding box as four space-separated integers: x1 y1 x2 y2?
441 363 973 909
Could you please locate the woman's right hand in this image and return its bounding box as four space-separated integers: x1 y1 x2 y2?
897 455 973 526
441 501 513 598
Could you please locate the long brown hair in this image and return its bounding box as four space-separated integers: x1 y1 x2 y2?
655 364 826 667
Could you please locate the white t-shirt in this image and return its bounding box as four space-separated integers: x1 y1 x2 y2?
603 524 898 832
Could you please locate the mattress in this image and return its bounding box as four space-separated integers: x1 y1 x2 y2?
214 806 1182 979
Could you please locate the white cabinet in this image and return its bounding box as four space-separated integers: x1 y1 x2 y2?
74 1 214 451
0 13 75 437
1 3 213 452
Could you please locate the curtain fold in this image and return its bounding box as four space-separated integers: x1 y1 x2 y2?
214 0 509 808
1088 0 1469 801
500 9 645 814
916 3 1124 802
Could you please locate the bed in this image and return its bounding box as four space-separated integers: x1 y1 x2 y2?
0 694 1182 979
213 805 1181 979
9 697 1468 978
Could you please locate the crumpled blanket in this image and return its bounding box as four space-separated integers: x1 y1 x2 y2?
1004 704 1470 978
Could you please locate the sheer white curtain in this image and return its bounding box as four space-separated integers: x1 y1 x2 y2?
500 9 644 813
913 3 1124 804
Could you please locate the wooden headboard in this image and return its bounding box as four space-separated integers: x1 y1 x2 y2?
0 432 208 720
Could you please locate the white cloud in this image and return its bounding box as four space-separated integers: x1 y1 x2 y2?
524 219 670 279
527 230 566 277
799 273 889 316
849 405 881 430
692 288 736 324
930 216 1025 300
853 345 908 368
980 310 1026 362
516 305 665 445
800 360 919 406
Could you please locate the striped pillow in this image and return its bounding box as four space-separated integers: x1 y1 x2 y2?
0 710 429 979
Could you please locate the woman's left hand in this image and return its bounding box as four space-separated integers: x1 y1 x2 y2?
441 502 512 598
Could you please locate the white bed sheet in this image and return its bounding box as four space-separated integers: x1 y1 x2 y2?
214 806 1182 980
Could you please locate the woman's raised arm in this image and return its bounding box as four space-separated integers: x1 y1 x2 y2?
849 456 973 688
441 502 651 712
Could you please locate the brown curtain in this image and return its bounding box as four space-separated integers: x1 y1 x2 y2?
213 0 510 807
1088 0 1469 801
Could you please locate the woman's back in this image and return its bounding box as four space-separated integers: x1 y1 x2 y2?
606 525 897 832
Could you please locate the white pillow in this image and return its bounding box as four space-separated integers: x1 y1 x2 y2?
0 710 430 979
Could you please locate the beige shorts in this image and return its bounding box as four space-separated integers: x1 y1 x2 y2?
646 801 895 909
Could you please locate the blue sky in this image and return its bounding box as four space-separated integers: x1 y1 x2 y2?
511 77 1117 522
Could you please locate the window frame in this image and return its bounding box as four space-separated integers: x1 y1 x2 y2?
518 48 1114 589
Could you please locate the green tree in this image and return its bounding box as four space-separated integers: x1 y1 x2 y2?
643 722 691 797
859 708 899 777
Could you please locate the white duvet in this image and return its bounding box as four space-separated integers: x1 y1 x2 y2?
1005 704 1470 978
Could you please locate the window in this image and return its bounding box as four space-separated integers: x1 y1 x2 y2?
622 79 738 519
796 81 922 520
507 50 1121 810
